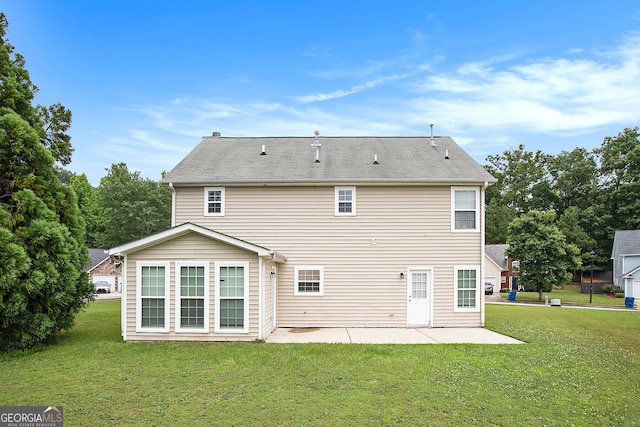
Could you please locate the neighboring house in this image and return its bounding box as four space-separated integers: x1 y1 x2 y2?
109 133 497 342
87 248 122 292
484 244 507 291
611 230 640 298
484 244 519 291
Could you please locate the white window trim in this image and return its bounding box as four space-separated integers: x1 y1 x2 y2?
136 261 170 333
451 187 480 232
175 261 210 333
294 266 325 296
335 186 356 216
204 187 225 217
215 261 249 333
454 266 481 312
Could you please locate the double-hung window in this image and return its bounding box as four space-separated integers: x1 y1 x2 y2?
215 262 249 333
176 262 209 332
454 267 480 312
452 188 479 231
294 267 324 296
204 187 225 216
137 262 170 332
335 186 356 216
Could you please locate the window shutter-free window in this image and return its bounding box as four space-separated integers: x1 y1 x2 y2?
177 263 208 332
138 263 170 332
452 188 478 231
215 264 249 332
204 187 225 216
295 267 324 295
335 187 356 216
455 267 480 312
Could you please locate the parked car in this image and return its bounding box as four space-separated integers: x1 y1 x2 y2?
484 282 494 295
94 281 111 294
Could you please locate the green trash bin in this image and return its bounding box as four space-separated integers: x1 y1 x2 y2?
625 297 635 308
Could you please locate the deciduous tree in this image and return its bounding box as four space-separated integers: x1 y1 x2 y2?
96 163 171 248
506 210 581 301
486 144 551 213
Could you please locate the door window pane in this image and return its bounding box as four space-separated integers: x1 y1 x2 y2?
412 273 428 298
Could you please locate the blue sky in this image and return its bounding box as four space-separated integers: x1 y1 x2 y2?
4 1 640 185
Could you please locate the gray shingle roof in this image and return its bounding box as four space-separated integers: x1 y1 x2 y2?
162 135 497 185
485 244 509 270
86 248 108 271
612 230 640 257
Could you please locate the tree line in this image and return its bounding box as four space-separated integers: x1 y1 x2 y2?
485 126 640 272
61 164 171 249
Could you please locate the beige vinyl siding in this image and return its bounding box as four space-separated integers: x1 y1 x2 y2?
262 264 275 335
124 233 262 341
174 185 483 327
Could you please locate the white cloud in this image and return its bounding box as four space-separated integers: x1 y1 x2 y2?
411 33 640 137
296 74 408 103
82 32 640 184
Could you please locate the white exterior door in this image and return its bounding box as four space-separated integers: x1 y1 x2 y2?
407 269 431 326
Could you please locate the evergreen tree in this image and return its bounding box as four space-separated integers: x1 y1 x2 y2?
0 14 92 350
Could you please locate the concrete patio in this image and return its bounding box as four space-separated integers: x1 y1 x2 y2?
266 327 523 344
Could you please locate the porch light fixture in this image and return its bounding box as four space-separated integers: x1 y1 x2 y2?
400 272 405 279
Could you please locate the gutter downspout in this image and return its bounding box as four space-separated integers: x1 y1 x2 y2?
121 256 127 341
270 252 278 329
169 183 176 227
481 181 488 327
258 255 263 340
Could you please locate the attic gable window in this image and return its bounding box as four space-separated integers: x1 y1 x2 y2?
204 187 225 216
335 186 356 216
452 188 479 232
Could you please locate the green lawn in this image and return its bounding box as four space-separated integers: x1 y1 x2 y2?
499 283 630 306
1 300 639 426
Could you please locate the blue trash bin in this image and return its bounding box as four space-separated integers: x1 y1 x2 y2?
625 297 635 308
508 291 516 301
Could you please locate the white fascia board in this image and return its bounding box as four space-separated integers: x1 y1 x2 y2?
109 222 275 258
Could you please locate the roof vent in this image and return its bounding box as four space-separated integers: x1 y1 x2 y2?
445 149 449 160
314 148 320 163
429 124 436 146
212 131 221 137
311 130 322 147
260 144 266 155
373 154 379 165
